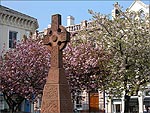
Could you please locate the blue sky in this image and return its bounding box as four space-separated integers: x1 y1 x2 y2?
1 0 149 31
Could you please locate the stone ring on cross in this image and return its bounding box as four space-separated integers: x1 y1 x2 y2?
43 14 70 51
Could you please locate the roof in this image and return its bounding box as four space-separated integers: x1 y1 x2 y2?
0 5 39 29
128 0 149 11
0 5 37 20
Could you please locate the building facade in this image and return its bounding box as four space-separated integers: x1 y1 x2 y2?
1 0 149 113
38 1 150 113
66 1 150 113
0 5 38 54
0 5 38 113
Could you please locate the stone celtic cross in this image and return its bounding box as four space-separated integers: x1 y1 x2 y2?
41 14 73 113
43 14 70 68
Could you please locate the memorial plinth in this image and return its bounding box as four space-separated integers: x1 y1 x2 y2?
41 14 73 113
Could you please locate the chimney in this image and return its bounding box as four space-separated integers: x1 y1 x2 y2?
67 15 75 26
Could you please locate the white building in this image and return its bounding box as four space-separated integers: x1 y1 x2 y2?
0 5 38 54
0 5 38 113
128 0 149 16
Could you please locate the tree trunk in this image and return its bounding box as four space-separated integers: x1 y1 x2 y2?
9 108 14 113
124 94 130 113
8 99 23 113
3 92 24 113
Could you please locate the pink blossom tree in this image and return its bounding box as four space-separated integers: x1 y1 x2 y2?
0 33 111 112
0 38 50 113
63 35 111 99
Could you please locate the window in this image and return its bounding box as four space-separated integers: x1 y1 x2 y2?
0 93 4 110
113 104 121 113
73 92 83 110
115 9 120 16
9 31 17 48
139 10 145 20
76 94 82 108
116 104 121 112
